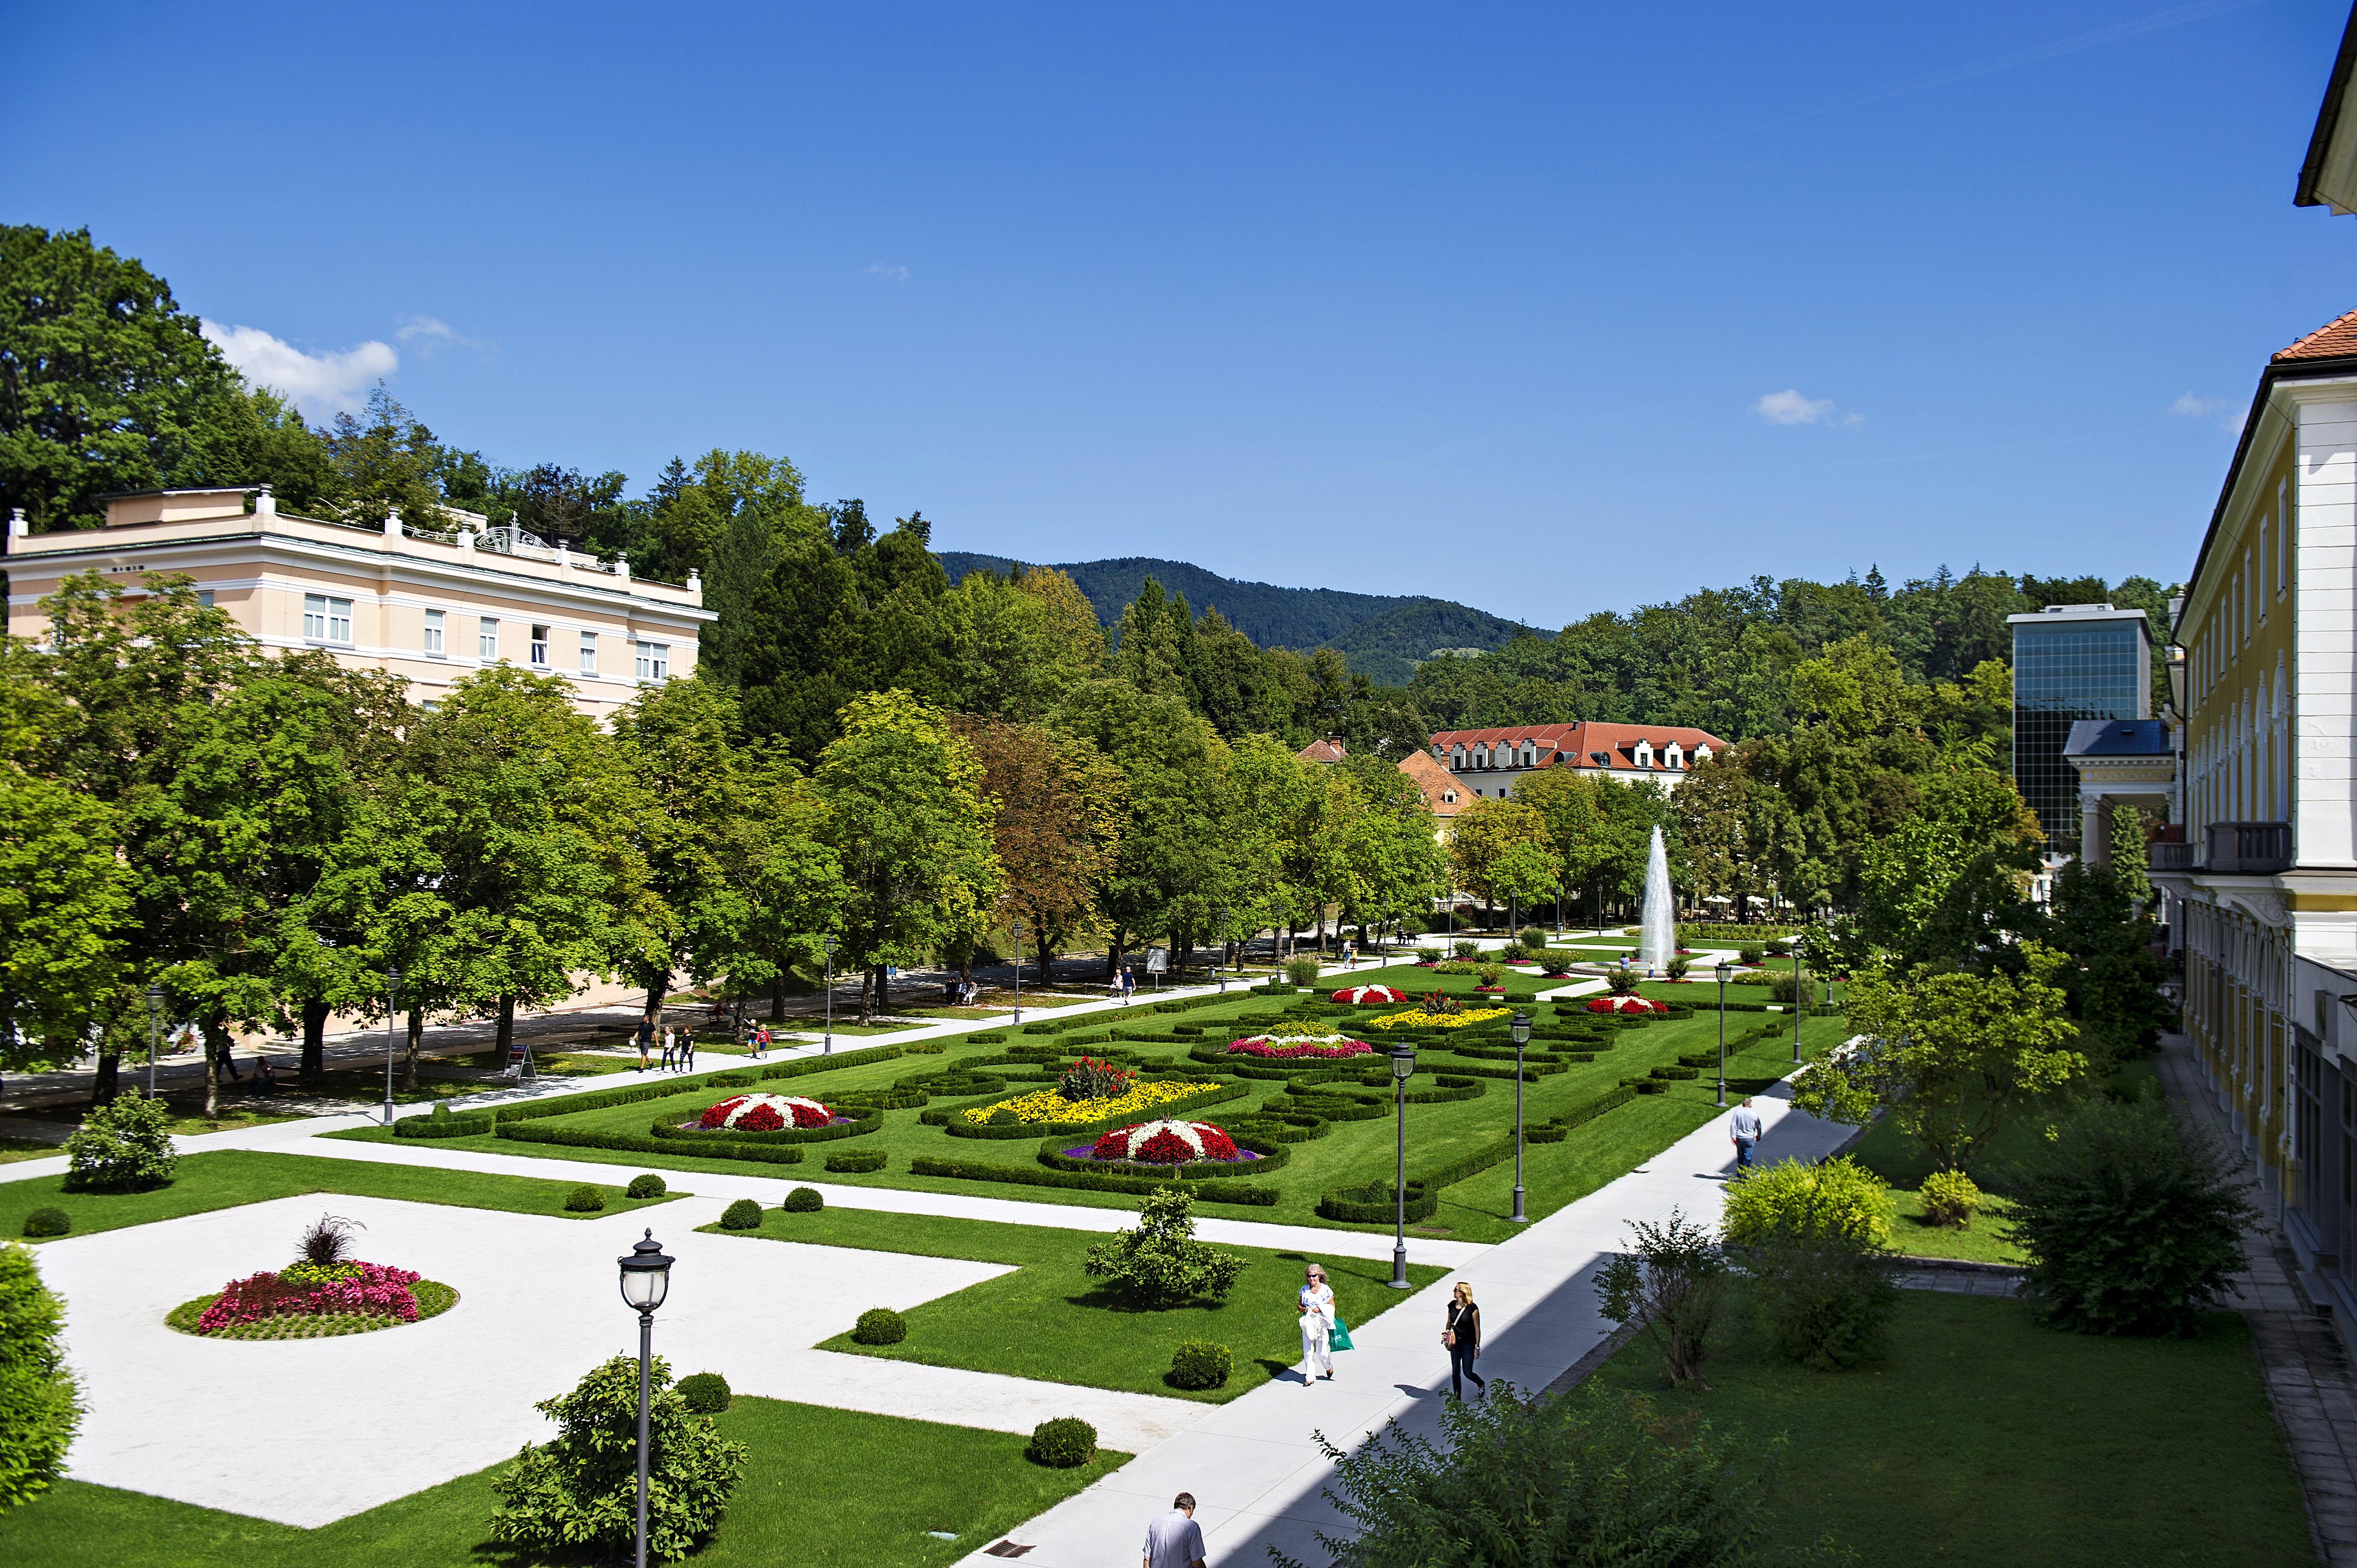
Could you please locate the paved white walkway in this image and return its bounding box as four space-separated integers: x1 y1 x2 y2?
954 1076 1851 1568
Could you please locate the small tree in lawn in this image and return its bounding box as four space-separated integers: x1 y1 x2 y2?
61 1093 176 1192
1790 942 2085 1178
1082 1187 1244 1307
490 1353 744 1563
0 1242 81 1513
1596 1210 1726 1390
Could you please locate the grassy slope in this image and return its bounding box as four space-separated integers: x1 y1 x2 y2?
714 1205 1444 1400
0 1150 679 1241
332 980 1836 1244
0 1398 1123 1568
1592 1291 2315 1568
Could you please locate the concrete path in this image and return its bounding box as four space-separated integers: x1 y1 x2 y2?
956 1075 1852 1568
39 1189 1206 1528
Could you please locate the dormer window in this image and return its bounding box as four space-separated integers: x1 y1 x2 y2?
1665 744 1683 769
1695 743 1712 764
1520 745 1536 767
1443 789 1459 803
1634 742 1653 767
1452 749 1466 770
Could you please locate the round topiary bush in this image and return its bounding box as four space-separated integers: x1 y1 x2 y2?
61 1092 177 1193
564 1185 606 1213
1166 1340 1231 1390
1918 1169 1982 1230
676 1371 731 1413
1722 1156 1892 1250
626 1174 667 1201
825 1149 886 1174
781 1187 824 1213
21 1208 70 1239
852 1307 906 1345
719 1199 763 1230
1025 1416 1097 1468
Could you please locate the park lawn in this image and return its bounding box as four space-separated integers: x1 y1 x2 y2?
0 1137 59 1165
713 1205 1444 1399
0 1149 680 1241
0 1397 1126 1568
1591 1290 2315 1568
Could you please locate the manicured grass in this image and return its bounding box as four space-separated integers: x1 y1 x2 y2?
347 991 1838 1243
0 1137 63 1165
713 1205 1445 1399
0 1397 1125 1568
0 1150 680 1242
1591 1290 2316 1568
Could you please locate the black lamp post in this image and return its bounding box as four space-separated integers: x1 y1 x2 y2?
821 935 836 1055
1509 1009 1530 1224
617 1229 675 1568
1790 928 1806 1064
1011 919 1025 1026
1273 897 1289 981
1714 961 1733 1107
143 983 164 1099
1388 1039 1417 1287
1217 905 1230 993
382 966 402 1126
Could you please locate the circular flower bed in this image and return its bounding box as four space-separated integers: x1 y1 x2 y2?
169 1261 458 1339
1088 1120 1242 1164
1330 984 1407 1005
1228 1034 1372 1059
699 1092 834 1131
1587 996 1669 1014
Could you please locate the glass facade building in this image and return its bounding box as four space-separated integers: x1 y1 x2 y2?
2010 608 2153 849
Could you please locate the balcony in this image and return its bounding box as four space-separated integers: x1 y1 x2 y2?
2205 821 2293 875
2149 841 2198 873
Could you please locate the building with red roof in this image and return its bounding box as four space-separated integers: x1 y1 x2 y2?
1425 721 1726 800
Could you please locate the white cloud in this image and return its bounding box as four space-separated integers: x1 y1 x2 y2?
202 321 396 417
1751 388 1862 428
393 313 485 356
2170 391 2241 432
864 262 910 281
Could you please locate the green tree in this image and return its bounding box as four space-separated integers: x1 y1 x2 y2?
814 690 1001 1020
1447 796 1560 924
1855 753 2044 969
953 715 1125 981
0 1242 81 1514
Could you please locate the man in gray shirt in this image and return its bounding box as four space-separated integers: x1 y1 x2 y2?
1729 1098 1763 1170
1144 1492 1207 1568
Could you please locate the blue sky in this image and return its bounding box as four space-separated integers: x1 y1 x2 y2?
6 1 2352 627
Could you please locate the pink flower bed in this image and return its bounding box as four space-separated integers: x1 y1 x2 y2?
699 1092 832 1131
197 1262 422 1332
1330 984 1406 1004
1091 1120 1241 1164
1227 1036 1373 1059
1587 996 1669 1014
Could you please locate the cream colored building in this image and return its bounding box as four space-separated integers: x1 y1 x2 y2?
3 486 713 719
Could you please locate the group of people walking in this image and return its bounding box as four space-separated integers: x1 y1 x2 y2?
635 1022 701 1072
1289 1263 1485 1400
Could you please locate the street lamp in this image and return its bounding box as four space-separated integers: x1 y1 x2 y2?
1388 1039 1417 1287
1011 919 1025 1027
617 1229 675 1568
820 935 836 1055
1509 1009 1531 1225
1790 927 1807 1064
143 983 164 1099
1217 905 1230 993
382 967 402 1126
1714 961 1733 1107
1273 898 1289 982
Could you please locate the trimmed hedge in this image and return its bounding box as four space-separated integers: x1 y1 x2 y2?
825 1148 888 1173
501 1121 805 1164
908 1154 1277 1206
646 1107 884 1145
1318 1181 1437 1224
395 1110 493 1138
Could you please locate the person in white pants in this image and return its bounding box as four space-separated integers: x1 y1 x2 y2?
1297 1264 1335 1385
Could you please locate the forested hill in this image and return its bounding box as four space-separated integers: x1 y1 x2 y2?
936 552 1530 683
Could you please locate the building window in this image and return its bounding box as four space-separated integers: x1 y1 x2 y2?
197 589 215 608
579 631 597 675
303 594 353 644
423 608 445 656
529 625 550 666
479 617 500 660
636 641 670 682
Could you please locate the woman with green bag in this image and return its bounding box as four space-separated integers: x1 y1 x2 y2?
1297 1264 1342 1383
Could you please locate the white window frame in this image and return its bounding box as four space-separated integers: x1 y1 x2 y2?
529 625 550 667
479 617 500 661
579 631 597 675
303 593 354 645
423 608 445 656
636 640 670 683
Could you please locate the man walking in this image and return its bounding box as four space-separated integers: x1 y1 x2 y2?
1143 1493 1207 1568
1729 1096 1763 1170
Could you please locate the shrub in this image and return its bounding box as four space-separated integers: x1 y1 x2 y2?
1289 1383 1836 1568
1596 1210 1726 1389
1166 1340 1232 1390
1519 926 1548 952
1738 946 1764 965
1414 946 1442 964
1499 942 1530 963
1284 957 1323 987
825 1148 887 1173
781 1187 824 1213
1918 1168 1982 1229
1477 963 1505 988
489 1354 744 1561
719 1199 764 1230
1740 1235 1898 1371
626 1174 667 1200
1452 940 1479 960
0 1242 81 1512
1057 1057 1133 1102
1720 1157 1893 1251
1605 966 1640 997
2008 1095 2257 1336
676 1371 730 1414
61 1094 177 1193
1026 1417 1097 1468
20 1209 69 1240
852 1307 907 1345
988 1107 1019 1126
563 1185 606 1213
1666 956 1691 981
1082 1187 1244 1306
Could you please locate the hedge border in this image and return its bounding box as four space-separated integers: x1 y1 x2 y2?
938 1079 1249 1139
1036 1132 1291 1179
907 1155 1277 1206
647 1107 884 1145
501 1121 806 1164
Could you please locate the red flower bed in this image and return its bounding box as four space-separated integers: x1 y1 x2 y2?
1227 1036 1372 1059
1330 984 1406 1004
1090 1120 1241 1163
699 1093 833 1130
1587 996 1668 1014
197 1262 423 1333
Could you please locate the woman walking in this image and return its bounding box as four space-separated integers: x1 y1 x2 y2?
1296 1263 1336 1386
1444 1282 1485 1400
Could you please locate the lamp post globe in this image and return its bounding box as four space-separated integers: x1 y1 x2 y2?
618 1229 675 1568
1713 961 1734 1107
1388 1039 1417 1287
1509 1009 1531 1224
143 983 164 1099
382 966 403 1126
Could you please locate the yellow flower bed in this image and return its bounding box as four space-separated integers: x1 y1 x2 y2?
1368 1006 1515 1030
962 1078 1206 1126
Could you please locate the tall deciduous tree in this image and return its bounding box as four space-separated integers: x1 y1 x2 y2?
953 715 1125 981
814 690 1001 1020
1448 797 1561 925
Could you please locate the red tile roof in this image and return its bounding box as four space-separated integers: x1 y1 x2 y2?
2276 307 2357 362
1397 749 1463 816
1427 720 1727 773
1296 737 1347 764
